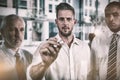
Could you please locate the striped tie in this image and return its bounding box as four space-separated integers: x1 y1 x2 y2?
106 34 118 80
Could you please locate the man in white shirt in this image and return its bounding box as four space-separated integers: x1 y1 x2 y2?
27 2 92 80
0 14 33 80
91 1 120 80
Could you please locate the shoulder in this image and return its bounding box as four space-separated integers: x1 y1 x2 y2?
22 49 33 57
0 46 5 56
75 38 90 52
91 33 106 46
75 38 89 47
75 38 91 59
21 49 33 62
0 46 7 61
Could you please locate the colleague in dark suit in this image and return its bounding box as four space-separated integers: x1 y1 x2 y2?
91 1 120 80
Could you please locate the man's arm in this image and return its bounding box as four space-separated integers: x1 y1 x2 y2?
29 37 61 80
30 62 49 80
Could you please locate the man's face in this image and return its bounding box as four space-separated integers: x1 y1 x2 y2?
105 6 120 32
2 19 24 49
55 10 76 37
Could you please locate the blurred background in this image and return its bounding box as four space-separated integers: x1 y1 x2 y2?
0 0 119 53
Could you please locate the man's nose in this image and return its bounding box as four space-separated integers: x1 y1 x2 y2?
63 19 69 24
15 30 20 37
109 15 114 22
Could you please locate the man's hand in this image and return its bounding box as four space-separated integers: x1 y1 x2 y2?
39 37 62 67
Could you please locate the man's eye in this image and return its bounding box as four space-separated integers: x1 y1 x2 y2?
67 18 72 21
113 13 119 17
20 28 24 31
59 18 64 21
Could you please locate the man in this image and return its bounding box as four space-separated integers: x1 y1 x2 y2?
0 14 33 80
27 3 92 80
91 1 120 80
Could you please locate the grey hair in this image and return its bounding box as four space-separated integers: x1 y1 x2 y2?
0 14 25 30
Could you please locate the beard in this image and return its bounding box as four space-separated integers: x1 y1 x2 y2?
59 29 72 37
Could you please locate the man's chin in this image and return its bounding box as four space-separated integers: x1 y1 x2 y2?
110 28 120 32
62 33 71 37
13 43 22 47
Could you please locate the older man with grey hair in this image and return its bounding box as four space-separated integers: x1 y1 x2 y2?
0 14 33 80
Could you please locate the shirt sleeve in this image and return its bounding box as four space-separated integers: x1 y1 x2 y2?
26 43 44 80
27 41 50 80
27 53 43 80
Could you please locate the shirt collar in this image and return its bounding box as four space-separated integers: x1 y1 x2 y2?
73 36 79 45
1 43 23 58
55 34 79 45
105 28 120 38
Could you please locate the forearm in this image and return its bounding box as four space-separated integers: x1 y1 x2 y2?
30 62 49 80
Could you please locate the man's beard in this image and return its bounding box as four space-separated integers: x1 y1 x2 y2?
59 30 72 37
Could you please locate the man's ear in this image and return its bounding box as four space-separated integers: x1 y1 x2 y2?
74 19 77 24
55 19 57 23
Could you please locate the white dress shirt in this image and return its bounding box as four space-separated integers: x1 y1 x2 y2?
27 34 91 80
0 43 33 80
91 28 120 80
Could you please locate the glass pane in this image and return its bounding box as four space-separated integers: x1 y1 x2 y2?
0 0 7 7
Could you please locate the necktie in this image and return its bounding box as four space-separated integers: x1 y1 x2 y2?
106 34 118 80
15 53 26 80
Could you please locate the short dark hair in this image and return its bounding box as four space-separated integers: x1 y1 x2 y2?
0 14 25 30
105 1 120 12
56 3 75 18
